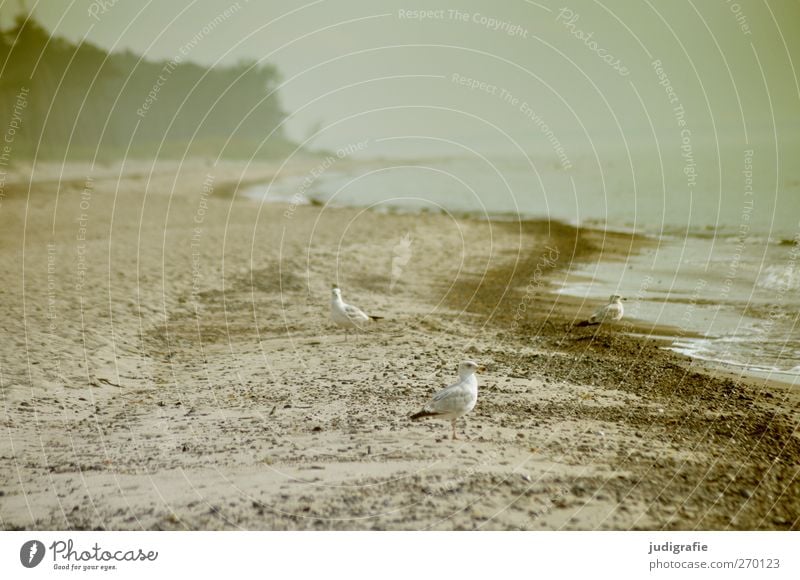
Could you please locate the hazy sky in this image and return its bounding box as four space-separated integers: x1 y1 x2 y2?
7 0 799 156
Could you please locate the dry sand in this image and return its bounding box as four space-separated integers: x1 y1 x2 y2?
1 160 798 530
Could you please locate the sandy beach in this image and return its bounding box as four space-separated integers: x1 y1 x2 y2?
1 160 798 531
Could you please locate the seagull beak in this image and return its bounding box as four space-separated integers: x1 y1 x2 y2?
478 365 487 373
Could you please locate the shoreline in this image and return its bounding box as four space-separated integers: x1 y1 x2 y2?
242 162 800 386
1 162 798 530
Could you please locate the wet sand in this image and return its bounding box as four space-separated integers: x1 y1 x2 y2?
0 160 798 530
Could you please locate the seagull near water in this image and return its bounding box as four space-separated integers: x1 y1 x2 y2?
576 294 626 327
330 285 382 340
410 360 485 440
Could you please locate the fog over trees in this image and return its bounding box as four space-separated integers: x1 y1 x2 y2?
0 15 293 162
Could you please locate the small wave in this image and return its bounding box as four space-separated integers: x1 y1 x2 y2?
757 265 800 292
668 336 800 376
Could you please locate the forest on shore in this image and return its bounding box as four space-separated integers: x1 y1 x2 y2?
0 15 294 162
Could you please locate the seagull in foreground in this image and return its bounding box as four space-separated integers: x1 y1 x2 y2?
330 285 382 340
410 360 485 440
576 294 625 327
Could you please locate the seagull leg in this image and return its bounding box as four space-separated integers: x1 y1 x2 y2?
451 419 458 440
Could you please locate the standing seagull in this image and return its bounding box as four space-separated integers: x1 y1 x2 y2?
576 294 625 326
330 285 382 340
410 360 485 440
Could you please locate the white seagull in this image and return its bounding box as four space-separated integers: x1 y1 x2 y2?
410 360 485 440
330 285 382 340
577 294 625 326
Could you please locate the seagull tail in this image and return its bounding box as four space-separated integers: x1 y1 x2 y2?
409 409 438 421
369 315 384 321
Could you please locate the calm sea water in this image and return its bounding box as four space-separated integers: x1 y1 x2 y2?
245 149 800 381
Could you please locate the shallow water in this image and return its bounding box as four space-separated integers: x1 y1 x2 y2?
244 152 800 380
556 235 800 382
245 144 800 239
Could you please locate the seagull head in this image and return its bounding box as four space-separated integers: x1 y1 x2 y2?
331 286 342 300
458 360 485 378
609 294 624 303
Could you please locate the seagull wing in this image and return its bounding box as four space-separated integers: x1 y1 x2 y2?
589 304 609 323
426 381 473 415
343 302 370 323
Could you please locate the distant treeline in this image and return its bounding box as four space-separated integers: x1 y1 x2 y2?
0 16 293 161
